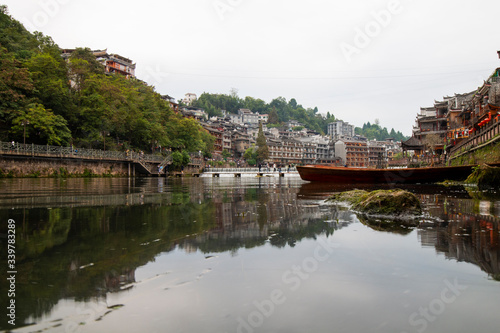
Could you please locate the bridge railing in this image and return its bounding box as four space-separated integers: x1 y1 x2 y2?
206 167 297 172
0 141 166 163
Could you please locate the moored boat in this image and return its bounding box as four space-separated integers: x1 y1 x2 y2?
296 164 476 184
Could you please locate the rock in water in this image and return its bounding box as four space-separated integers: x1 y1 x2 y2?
465 165 500 190
329 189 422 216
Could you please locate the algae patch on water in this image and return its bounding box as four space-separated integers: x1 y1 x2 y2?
328 189 422 216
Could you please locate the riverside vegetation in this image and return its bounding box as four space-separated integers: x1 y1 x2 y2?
1 5 407 158
0 6 213 154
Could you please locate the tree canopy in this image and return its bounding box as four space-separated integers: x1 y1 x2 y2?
256 122 269 163
355 122 408 142
0 6 212 154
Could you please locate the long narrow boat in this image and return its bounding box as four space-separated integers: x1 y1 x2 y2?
296 164 476 184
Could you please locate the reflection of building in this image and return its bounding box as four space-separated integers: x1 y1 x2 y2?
177 181 351 253
104 267 136 293
416 196 500 279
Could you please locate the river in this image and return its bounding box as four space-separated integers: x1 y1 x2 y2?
0 177 499 333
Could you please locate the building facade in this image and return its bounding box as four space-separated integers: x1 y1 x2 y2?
328 121 355 139
335 139 369 167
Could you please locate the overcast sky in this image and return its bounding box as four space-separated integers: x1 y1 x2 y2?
3 0 500 135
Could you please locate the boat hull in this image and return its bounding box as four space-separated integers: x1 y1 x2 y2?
296 165 475 184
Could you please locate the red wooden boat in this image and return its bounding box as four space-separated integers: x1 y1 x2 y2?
296 164 476 184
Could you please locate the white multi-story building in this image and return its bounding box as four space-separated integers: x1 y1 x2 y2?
182 93 197 106
258 114 269 123
238 109 259 126
328 121 355 139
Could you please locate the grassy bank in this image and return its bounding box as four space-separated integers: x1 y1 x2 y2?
0 167 125 178
450 139 500 166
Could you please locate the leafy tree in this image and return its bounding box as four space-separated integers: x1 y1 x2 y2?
25 52 74 119
222 149 231 159
243 146 257 166
256 122 269 163
268 107 279 124
0 6 39 58
0 48 33 138
356 122 408 142
171 151 184 170
423 133 443 154
243 96 267 114
10 103 71 145
182 151 190 166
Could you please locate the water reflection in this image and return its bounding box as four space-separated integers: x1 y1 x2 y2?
0 178 499 331
0 178 345 329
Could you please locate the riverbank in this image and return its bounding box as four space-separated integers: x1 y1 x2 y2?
449 137 500 166
0 156 129 178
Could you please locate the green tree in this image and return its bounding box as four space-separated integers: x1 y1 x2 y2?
182 151 190 166
222 149 231 159
243 146 257 166
171 151 184 170
0 47 33 139
268 107 279 124
10 103 71 145
25 52 74 119
256 122 269 163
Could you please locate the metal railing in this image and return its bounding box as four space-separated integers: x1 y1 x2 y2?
0 141 166 163
449 117 500 158
206 167 297 173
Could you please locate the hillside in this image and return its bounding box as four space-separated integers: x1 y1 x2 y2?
194 92 407 139
0 5 213 153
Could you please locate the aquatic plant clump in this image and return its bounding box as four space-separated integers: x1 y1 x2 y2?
465 165 500 190
328 189 422 216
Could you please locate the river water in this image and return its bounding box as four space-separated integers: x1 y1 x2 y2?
0 177 499 333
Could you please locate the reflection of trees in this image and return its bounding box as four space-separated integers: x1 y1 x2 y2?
0 178 351 329
0 202 217 330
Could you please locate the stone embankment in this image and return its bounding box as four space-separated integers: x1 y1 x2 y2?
0 157 128 177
